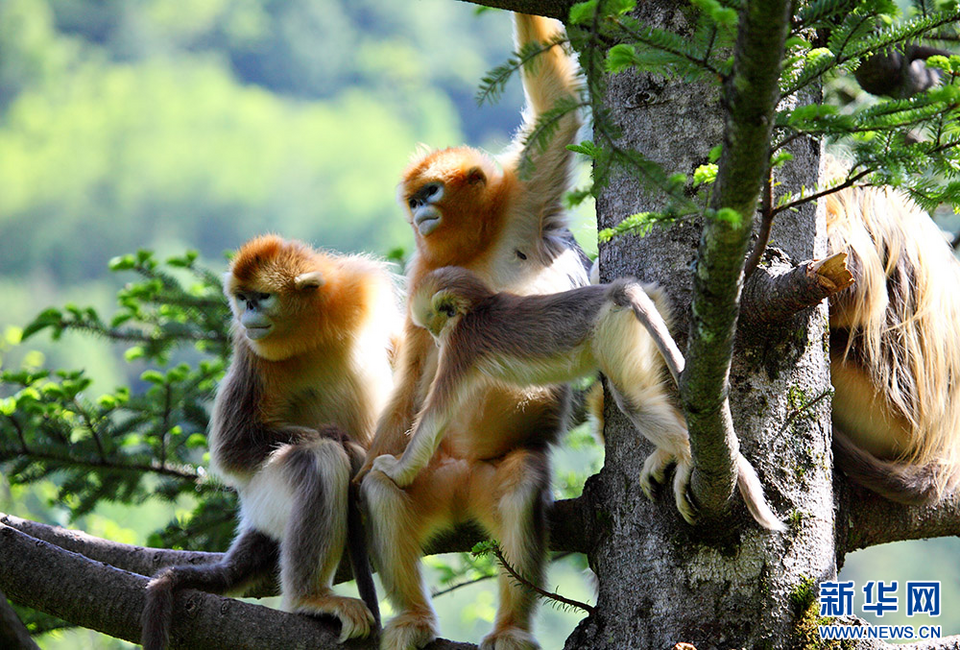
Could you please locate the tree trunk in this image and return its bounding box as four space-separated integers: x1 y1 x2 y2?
569 2 834 647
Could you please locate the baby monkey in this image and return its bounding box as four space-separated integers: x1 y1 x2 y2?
371 266 783 531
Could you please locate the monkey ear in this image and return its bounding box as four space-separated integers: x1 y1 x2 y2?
295 271 325 290
466 167 486 185
431 291 458 317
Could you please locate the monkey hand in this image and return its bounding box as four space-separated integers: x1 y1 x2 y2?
371 453 417 488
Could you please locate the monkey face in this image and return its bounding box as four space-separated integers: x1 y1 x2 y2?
399 148 503 268
406 182 444 237
231 290 279 341
410 287 462 340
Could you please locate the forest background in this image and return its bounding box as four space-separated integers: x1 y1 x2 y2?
0 0 957 648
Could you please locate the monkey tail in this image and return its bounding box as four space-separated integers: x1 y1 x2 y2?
616 281 684 382
832 429 949 505
346 480 381 627
735 454 786 531
141 571 177 650
344 443 381 627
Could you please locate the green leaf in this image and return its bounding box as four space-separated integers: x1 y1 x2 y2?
125 347 146 362
568 141 602 158
569 0 598 24
20 308 63 340
109 255 137 272
712 207 742 225
693 164 718 186
141 370 165 385
606 44 639 73
186 433 208 449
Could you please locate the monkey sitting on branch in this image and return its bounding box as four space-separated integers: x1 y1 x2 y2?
825 161 960 505
141 235 400 649
370 266 784 531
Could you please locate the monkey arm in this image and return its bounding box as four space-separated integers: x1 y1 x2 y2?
371 408 448 488
372 357 474 488
505 14 582 245
357 321 434 481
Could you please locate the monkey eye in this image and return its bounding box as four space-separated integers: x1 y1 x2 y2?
408 197 420 210
423 183 440 198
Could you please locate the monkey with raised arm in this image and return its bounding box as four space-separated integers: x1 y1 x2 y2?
141 235 399 649
358 13 590 650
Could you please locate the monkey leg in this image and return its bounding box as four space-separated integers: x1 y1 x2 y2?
362 460 468 650
470 450 550 650
141 528 278 650
606 383 696 524
275 438 376 642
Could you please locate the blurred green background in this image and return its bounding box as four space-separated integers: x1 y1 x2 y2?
0 1 600 647
0 0 955 648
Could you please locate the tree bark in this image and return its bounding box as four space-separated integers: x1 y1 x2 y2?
0 523 477 650
569 1 838 647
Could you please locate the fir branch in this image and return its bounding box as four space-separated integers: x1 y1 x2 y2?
72 397 108 463
772 168 873 216
518 98 589 179
477 36 571 107
0 447 201 482
488 544 595 615
783 10 960 98
796 0 862 29
744 170 775 280
431 573 497 599
612 16 723 79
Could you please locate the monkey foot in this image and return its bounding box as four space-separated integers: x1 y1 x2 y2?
640 449 697 525
671 458 697 525
639 448 673 499
480 626 541 650
292 594 376 642
380 610 438 650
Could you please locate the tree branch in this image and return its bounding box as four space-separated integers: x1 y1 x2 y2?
680 0 793 521
0 523 477 650
0 496 593 586
836 482 960 554
739 252 854 328
455 0 573 21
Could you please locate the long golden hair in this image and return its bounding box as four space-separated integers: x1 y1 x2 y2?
825 156 960 493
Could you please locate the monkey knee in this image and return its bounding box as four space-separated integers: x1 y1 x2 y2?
361 468 406 514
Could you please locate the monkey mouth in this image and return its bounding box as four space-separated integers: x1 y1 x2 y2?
414 211 441 236
244 325 272 340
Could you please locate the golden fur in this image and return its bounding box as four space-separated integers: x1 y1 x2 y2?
359 14 587 650
826 158 960 499
142 236 399 649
